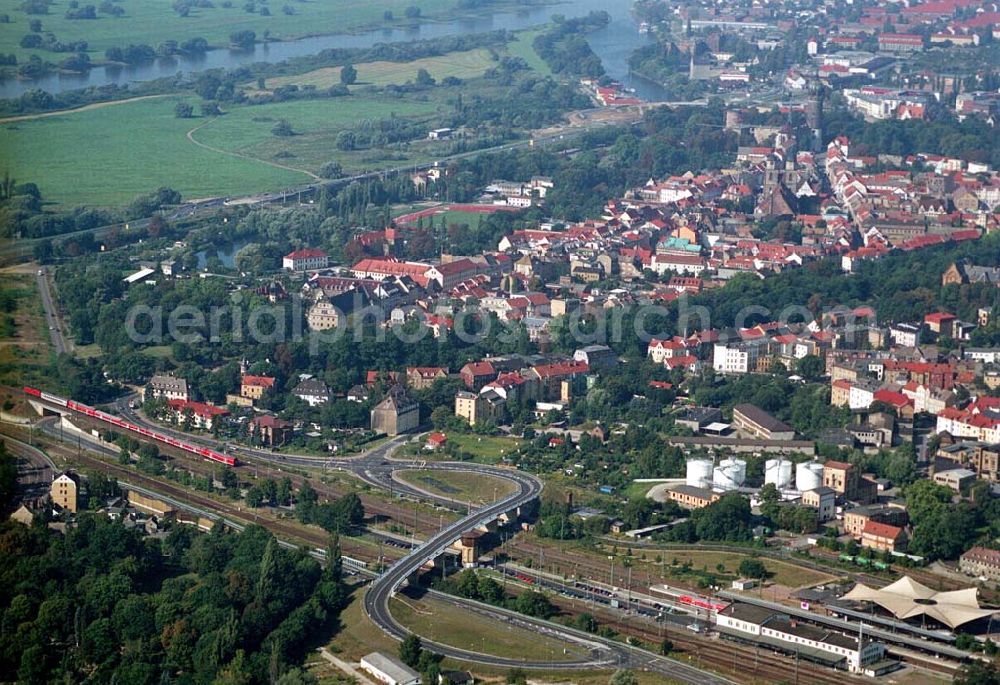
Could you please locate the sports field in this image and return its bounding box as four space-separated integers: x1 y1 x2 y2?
256 48 498 92
0 95 439 206
0 0 458 63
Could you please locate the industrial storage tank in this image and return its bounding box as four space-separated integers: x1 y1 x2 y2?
765 459 794 489
795 461 824 492
713 458 745 491
719 457 747 486
686 458 714 489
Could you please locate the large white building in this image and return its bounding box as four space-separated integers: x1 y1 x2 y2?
360 653 420 685
716 604 885 673
713 340 765 374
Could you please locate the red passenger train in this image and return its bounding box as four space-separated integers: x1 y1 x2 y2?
23 386 237 466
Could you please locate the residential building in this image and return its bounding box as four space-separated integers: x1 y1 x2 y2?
823 460 877 504
573 345 617 370
241 375 276 401
406 366 449 390
144 374 189 402
455 390 505 426
167 399 230 430
370 386 420 436
844 504 909 537
250 415 294 447
801 487 836 522
860 520 907 553
51 472 79 513
292 378 330 406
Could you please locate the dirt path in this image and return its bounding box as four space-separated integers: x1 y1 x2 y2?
185 117 322 181
0 94 173 124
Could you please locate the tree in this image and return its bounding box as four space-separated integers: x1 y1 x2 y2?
174 102 194 118
795 354 824 380
506 668 527 685
404 5 421 18
340 63 357 85
737 558 768 579
271 119 294 137
415 68 435 87
659 638 674 655
319 161 343 179
399 633 423 668
229 30 256 49
955 661 1000 685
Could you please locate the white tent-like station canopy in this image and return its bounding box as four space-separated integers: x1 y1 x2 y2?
842 576 995 630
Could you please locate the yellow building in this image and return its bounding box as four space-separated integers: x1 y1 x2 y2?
51 473 79 513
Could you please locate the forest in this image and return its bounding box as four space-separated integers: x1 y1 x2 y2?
0 515 348 684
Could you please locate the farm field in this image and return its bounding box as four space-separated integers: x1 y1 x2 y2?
0 0 460 63
395 468 518 505
0 95 441 206
256 48 498 92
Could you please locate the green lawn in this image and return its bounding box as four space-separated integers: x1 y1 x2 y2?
0 0 461 64
0 95 440 206
256 48 499 92
437 209 488 230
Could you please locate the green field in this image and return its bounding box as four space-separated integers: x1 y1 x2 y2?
504 28 552 76
395 468 517 504
0 95 440 206
389 593 588 662
191 96 441 174
0 0 461 64
256 48 499 92
441 433 522 463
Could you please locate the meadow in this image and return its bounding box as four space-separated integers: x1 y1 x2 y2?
0 95 440 206
0 0 459 63
255 48 499 92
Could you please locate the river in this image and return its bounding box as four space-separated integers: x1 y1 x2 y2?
0 0 672 101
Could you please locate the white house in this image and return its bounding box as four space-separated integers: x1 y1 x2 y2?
360 652 421 685
283 248 329 271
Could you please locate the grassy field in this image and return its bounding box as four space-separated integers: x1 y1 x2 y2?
191 96 441 174
0 271 53 389
256 48 498 92
655 550 835 588
0 95 440 206
504 28 552 76
436 433 522 464
389 592 589 662
395 468 518 505
0 0 461 64
0 95 305 206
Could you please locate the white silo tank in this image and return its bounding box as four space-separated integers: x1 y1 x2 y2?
686 458 714 488
765 459 793 488
795 461 824 492
714 465 739 491
719 458 746 487
778 459 793 488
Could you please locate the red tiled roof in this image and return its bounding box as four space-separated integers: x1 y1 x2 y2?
863 520 905 541
242 375 275 388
